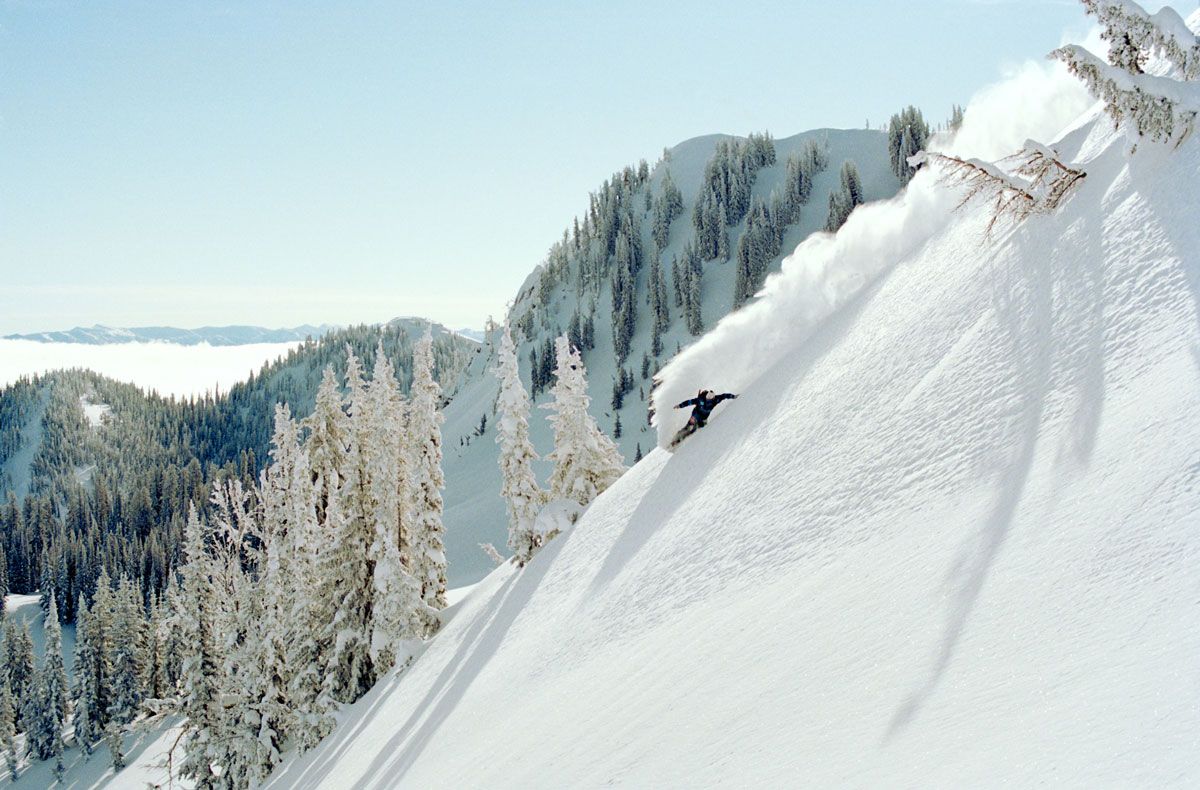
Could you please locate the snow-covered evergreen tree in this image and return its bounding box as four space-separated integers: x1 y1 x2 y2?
494 323 546 565
106 576 146 727
1082 0 1200 78
323 348 378 703
0 545 7 618
365 348 424 664
144 594 167 702
160 578 187 699
887 106 930 182
179 505 222 789
826 160 865 232
72 597 103 753
84 568 115 736
282 419 337 752
1049 1 1200 144
0 675 16 778
3 620 35 723
106 723 125 771
305 365 350 531
543 336 626 510
408 331 449 632
26 592 66 775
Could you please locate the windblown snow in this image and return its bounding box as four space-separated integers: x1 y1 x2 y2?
265 44 1200 790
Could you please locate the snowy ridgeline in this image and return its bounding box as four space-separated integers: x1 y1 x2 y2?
3 323 336 346
437 121 922 583
262 4 1200 787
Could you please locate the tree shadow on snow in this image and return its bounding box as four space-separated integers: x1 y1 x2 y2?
349 531 568 787
885 188 1107 739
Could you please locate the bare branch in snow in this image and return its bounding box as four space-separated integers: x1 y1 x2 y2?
911 142 1087 233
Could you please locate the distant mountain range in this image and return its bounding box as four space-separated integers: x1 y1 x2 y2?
5 323 338 346
5 322 487 346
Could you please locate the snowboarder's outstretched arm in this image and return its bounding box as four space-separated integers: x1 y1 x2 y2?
713 392 737 404
675 397 699 409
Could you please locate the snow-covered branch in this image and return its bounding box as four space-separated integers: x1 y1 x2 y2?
1049 1 1200 144
910 141 1086 232
1052 44 1198 143
1081 0 1200 79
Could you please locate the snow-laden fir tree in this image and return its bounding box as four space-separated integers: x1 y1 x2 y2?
826 160 865 232
4 619 35 721
72 597 103 753
144 594 168 702
282 424 337 752
0 545 7 618
365 348 425 665
493 323 546 565
887 106 930 182
305 365 350 531
82 567 115 737
543 336 626 510
322 348 378 703
408 331 449 632
254 404 304 749
204 480 266 789
106 576 146 728
0 674 16 778
106 723 124 771
160 578 187 701
25 592 66 776
179 505 223 789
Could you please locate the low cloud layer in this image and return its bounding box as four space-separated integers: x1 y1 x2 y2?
0 340 299 398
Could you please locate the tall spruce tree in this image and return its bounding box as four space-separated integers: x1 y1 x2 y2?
179 506 222 789
323 348 377 703
365 349 423 667
408 331 449 632
543 336 626 509
494 324 546 565
106 576 146 728
4 620 34 730
72 597 103 753
0 674 16 778
26 592 67 775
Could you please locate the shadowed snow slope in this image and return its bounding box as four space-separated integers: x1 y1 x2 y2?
266 111 1200 787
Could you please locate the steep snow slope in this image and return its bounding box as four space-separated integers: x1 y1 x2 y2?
268 65 1200 786
441 128 902 584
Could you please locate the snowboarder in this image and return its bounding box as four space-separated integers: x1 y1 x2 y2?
669 389 737 448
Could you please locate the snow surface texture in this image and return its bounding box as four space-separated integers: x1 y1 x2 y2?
0 339 299 397
266 58 1200 786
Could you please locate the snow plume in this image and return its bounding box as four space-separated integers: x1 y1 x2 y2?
653 58 1093 448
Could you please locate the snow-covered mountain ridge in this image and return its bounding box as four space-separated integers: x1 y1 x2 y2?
439 125 905 583
4 324 337 346
265 16 1200 786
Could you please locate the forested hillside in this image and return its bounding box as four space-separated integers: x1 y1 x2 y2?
0 318 476 628
1 115 940 600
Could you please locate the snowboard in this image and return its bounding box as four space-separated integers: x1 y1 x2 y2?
668 421 699 451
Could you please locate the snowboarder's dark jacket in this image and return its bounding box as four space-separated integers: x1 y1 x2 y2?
675 392 736 426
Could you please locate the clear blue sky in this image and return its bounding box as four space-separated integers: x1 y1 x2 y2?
0 0 1190 334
